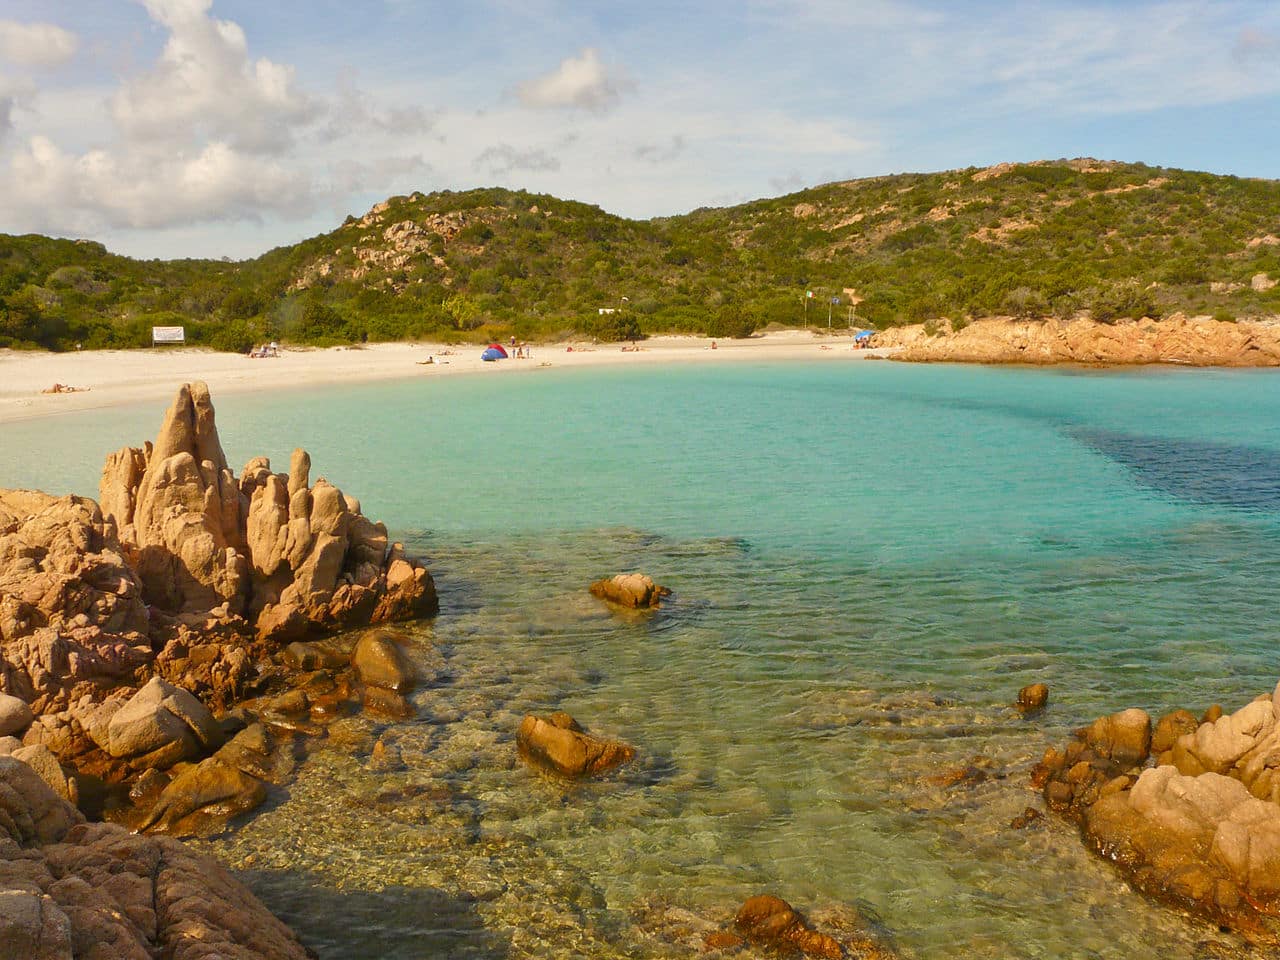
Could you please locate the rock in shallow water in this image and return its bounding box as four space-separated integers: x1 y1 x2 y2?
351 629 416 692
516 712 635 778
732 893 897 959
588 573 670 609
1034 681 1280 942
1016 682 1049 716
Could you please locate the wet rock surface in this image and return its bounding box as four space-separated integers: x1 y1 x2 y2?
517 711 636 778
1015 683 1049 716
351 629 417 692
589 573 671 609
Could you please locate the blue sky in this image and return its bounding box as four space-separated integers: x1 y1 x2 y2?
0 0 1277 260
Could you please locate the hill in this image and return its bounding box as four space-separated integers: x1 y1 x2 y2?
3 159 1280 351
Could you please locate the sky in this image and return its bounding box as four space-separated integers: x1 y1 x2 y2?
0 0 1278 261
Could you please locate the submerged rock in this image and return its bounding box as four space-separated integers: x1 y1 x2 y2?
735 895 841 958
516 712 635 778
137 755 266 838
588 573 671 609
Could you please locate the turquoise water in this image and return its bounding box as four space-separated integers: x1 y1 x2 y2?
3 361 1280 958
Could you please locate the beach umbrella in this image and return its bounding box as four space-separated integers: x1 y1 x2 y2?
486 343 508 357
854 329 875 342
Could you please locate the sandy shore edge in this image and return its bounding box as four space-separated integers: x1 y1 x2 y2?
0 332 893 424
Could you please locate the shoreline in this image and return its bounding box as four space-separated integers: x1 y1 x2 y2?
0 331 892 424
10 313 1280 426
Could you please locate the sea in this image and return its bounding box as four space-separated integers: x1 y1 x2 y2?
2 359 1279 959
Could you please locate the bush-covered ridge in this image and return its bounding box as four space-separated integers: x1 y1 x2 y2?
3 158 1280 351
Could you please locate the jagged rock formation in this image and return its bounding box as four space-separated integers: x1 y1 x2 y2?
0 382 437 806
875 314 1280 366
99 381 437 639
1033 685 1280 942
0 756 310 959
0 490 151 716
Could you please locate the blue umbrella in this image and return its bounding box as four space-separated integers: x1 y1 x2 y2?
854 329 875 342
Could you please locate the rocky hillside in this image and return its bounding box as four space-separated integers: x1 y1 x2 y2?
3 159 1280 350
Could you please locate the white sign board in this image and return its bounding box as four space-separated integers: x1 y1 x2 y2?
152 326 185 344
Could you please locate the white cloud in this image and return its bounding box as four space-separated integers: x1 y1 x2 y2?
516 47 627 111
635 135 685 164
110 0 315 154
1234 26 1279 62
0 0 431 241
0 21 79 68
5 135 312 231
320 72 435 142
758 0 1280 116
475 143 561 175
329 153 432 196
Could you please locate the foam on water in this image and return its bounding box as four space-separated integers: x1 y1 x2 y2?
3 360 1279 958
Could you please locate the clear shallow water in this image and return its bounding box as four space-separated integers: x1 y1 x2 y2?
3 361 1280 958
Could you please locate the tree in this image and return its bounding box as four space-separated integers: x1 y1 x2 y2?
442 294 481 330
221 288 263 320
0 287 43 343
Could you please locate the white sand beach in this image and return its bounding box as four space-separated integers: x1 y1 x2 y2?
0 331 895 424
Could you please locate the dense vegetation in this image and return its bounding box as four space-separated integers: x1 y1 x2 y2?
4 159 1280 351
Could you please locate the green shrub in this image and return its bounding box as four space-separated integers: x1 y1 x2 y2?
584 310 642 342
1088 281 1159 323
221 288 263 320
705 305 758 338
1002 286 1049 319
